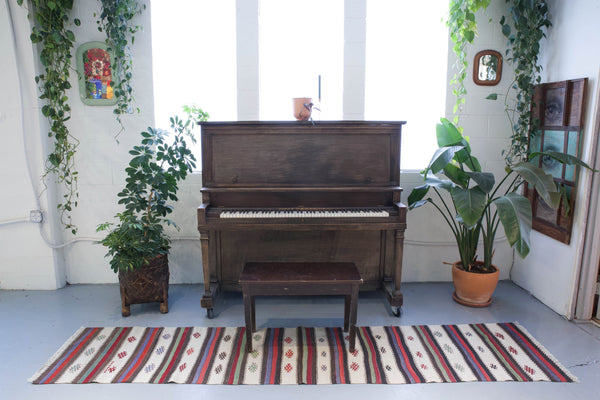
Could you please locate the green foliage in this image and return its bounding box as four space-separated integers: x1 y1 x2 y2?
408 118 562 272
19 0 80 234
498 0 551 165
97 106 209 272
97 0 146 133
447 0 491 124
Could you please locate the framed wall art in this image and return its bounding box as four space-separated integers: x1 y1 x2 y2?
76 42 117 106
524 78 588 244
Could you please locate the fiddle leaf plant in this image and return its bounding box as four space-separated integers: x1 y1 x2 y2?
408 118 563 273
18 0 81 234
97 106 208 272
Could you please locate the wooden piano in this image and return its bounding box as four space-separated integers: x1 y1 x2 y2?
197 121 407 318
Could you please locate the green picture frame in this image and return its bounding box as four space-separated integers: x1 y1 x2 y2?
76 42 118 106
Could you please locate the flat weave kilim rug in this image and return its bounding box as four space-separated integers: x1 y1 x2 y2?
29 322 576 385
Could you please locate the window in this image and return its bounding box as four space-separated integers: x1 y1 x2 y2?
365 0 448 169
259 0 343 121
151 0 449 169
151 0 237 128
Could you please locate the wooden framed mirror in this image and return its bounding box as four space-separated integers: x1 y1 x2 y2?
473 50 502 86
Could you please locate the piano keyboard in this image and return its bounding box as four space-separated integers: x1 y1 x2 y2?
220 209 389 219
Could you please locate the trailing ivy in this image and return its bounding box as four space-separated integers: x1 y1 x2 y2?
499 0 551 166
18 0 81 234
97 0 146 133
447 0 491 124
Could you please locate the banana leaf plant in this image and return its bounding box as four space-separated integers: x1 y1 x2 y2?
408 118 563 273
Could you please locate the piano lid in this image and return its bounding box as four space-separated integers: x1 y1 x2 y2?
200 121 405 188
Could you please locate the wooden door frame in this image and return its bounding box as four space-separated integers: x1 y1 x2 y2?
574 69 600 320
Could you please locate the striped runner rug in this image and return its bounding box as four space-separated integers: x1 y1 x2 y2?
29 322 576 384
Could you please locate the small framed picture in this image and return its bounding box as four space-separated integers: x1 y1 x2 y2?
76 42 117 106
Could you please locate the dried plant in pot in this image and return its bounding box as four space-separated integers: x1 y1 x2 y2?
407 118 590 306
97 107 208 316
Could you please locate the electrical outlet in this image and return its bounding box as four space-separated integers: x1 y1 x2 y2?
30 210 43 223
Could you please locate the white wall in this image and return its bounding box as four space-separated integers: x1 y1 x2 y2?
0 0 63 289
2 0 598 322
511 0 600 318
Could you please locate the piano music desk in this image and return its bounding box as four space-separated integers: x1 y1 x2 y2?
239 262 362 352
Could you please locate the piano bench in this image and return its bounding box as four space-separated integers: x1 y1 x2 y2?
239 262 362 352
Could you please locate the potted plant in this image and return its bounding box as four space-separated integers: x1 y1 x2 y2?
408 118 566 306
97 107 208 316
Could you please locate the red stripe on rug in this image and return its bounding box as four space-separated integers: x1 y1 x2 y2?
195 327 222 383
119 328 160 383
360 327 383 383
267 328 281 384
305 327 314 384
226 328 246 384
157 327 191 383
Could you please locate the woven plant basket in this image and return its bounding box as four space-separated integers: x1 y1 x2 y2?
118 254 169 316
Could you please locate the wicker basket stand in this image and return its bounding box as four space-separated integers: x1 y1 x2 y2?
118 254 169 316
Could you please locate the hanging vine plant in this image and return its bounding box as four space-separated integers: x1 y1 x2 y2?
18 0 81 234
97 0 146 133
447 0 491 124
496 0 551 166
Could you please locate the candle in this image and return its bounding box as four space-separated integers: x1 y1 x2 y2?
318 75 321 103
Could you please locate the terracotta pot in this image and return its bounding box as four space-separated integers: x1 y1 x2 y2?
118 254 169 316
293 97 313 121
451 261 499 307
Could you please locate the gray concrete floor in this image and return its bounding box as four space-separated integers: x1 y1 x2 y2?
0 281 599 399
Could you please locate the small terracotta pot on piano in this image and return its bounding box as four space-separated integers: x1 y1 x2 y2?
293 97 313 121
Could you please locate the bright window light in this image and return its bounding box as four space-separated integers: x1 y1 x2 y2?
365 0 448 170
259 0 343 121
151 0 237 128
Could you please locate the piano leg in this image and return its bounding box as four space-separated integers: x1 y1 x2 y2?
383 229 405 317
199 230 215 318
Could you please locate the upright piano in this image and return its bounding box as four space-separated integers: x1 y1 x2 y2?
197 121 407 318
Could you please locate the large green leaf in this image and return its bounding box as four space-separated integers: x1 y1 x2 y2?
423 173 455 191
437 118 463 146
444 163 470 188
437 119 481 172
494 193 532 258
454 149 482 172
512 162 560 208
408 173 456 209
407 185 429 209
451 186 486 227
426 145 465 175
467 172 495 193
